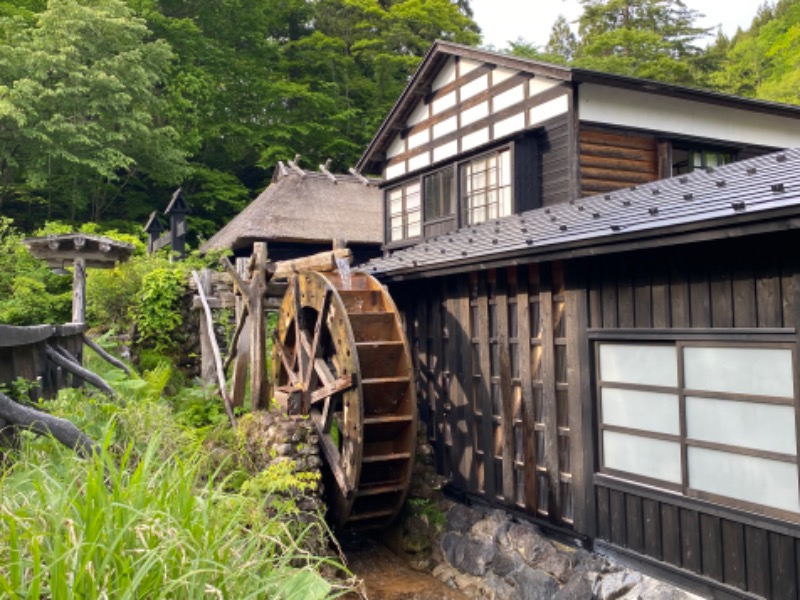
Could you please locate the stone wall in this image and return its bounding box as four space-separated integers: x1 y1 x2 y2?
435 505 704 600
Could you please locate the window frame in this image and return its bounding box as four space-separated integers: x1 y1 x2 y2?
385 180 422 243
459 146 514 226
422 164 456 224
670 143 738 176
593 334 800 522
382 141 517 247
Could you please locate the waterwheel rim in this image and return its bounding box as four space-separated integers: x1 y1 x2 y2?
273 270 417 531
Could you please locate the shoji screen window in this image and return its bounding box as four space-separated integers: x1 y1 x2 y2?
460 148 512 225
387 182 421 242
597 341 799 518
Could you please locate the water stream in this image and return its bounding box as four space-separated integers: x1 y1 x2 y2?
335 256 352 290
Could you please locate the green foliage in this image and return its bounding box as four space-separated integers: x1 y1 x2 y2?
408 497 446 528
0 432 340 598
0 217 71 325
709 0 800 104
571 0 712 83
131 266 185 353
0 0 187 224
241 455 322 514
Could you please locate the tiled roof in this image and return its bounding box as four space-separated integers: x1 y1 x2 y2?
362 149 800 277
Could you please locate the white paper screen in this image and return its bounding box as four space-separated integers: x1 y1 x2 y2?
603 431 682 484
602 388 680 435
688 446 800 513
683 346 794 398
687 396 797 455
599 344 678 387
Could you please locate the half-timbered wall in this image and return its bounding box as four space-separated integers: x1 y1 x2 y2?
383 57 571 182
578 231 800 598
394 263 575 526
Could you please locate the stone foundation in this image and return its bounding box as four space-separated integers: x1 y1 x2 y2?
434 505 702 600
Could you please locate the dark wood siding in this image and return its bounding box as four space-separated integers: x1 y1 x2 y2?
394 263 574 525
580 231 800 597
541 115 571 207
579 128 658 197
585 238 795 330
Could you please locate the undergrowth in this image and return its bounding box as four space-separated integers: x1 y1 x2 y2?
0 342 353 599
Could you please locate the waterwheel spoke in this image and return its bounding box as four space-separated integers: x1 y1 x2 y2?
304 290 331 385
271 331 299 385
309 374 352 404
292 276 307 383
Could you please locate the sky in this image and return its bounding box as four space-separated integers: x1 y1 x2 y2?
469 0 767 50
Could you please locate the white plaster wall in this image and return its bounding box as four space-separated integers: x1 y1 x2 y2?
580 84 800 148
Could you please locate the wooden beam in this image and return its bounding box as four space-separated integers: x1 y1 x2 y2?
273 248 352 279
82 334 130 375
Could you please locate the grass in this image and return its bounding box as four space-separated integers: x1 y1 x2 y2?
0 348 353 599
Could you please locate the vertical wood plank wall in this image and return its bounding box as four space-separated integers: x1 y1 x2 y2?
396 263 574 525
0 326 85 401
584 235 800 598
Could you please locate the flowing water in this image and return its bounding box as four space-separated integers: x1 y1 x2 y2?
335 256 352 290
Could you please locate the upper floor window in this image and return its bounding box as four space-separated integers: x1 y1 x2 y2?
388 182 421 242
424 166 455 221
461 148 512 225
672 146 734 176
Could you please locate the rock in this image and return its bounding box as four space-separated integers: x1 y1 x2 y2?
553 569 598 600
623 577 701 600
596 569 643 600
459 539 497 576
574 552 612 575
484 571 518 599
446 504 483 534
490 549 523 577
536 551 572 582
470 510 511 544
441 532 467 567
511 566 559 600
505 522 554 565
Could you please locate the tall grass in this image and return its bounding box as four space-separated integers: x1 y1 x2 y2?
0 351 353 598
0 431 346 599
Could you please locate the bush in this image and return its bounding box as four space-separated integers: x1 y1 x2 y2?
0 218 71 325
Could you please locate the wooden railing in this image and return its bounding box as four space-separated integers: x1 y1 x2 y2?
0 323 86 401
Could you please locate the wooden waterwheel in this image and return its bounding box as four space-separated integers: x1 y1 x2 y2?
272 269 417 531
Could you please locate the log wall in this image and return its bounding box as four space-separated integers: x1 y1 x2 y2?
579 128 659 197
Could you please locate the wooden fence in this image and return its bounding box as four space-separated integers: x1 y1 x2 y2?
0 324 85 401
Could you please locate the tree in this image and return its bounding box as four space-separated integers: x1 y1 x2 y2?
572 0 712 83
546 14 577 63
0 0 187 224
709 0 800 104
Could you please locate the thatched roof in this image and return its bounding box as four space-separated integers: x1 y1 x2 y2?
201 169 383 253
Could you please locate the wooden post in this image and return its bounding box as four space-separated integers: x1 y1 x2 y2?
72 257 86 324
231 258 250 408
198 269 216 384
249 242 271 411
